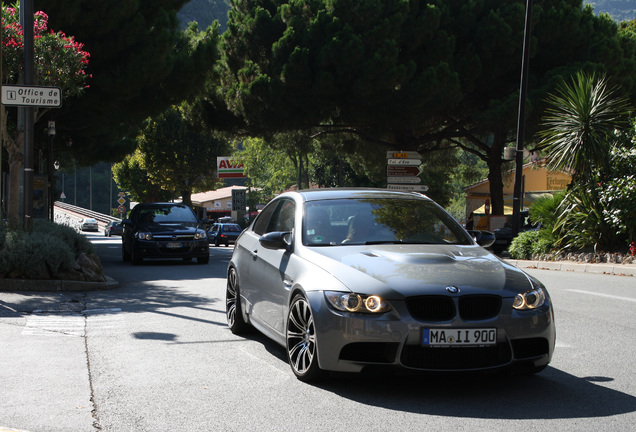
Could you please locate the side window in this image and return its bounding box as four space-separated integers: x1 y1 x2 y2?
253 201 279 235
269 200 295 232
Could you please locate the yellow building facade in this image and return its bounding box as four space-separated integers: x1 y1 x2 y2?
464 159 571 230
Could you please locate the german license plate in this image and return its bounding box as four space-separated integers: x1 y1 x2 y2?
166 242 182 248
422 328 496 346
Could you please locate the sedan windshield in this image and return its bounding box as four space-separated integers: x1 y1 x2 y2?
303 198 472 246
137 205 198 224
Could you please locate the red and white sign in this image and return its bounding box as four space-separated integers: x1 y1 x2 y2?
217 157 246 179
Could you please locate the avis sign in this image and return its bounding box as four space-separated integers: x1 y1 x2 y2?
217 157 246 179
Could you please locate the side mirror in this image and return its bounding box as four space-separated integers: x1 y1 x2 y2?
122 218 133 225
259 231 292 251
468 230 495 248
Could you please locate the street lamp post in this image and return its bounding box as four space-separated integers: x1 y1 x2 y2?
512 0 534 237
47 120 55 221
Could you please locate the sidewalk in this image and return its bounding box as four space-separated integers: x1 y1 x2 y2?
507 259 636 277
0 276 119 292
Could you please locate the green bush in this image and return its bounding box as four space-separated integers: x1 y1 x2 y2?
508 230 554 260
0 220 92 279
32 219 94 257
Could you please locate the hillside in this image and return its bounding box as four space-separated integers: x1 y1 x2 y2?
177 0 231 32
588 0 636 21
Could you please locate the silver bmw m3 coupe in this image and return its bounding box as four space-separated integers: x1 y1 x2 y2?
226 188 555 382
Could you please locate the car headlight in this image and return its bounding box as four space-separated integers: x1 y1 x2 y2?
513 287 546 310
136 231 153 240
325 291 391 314
194 230 207 240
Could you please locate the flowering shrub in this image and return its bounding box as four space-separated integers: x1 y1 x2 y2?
1 4 90 94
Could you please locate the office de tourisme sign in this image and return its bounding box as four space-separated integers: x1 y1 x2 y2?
1 84 62 108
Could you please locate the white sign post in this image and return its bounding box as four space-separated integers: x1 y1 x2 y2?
386 150 429 192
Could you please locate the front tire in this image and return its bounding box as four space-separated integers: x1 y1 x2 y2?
122 242 131 262
131 246 143 265
286 294 324 382
226 267 249 334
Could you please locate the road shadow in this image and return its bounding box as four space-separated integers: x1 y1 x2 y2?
315 367 636 420
236 330 636 421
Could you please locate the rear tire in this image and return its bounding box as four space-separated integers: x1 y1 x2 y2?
226 267 249 334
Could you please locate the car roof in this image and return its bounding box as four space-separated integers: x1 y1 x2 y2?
279 188 433 203
134 202 186 207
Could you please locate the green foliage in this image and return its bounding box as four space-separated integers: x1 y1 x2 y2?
0 220 91 279
537 72 631 181
35 0 220 165
235 136 298 199
553 183 613 250
137 106 229 206
1 4 90 90
508 230 554 259
114 106 230 205
598 133 636 244
528 191 565 233
537 72 636 252
209 0 636 218
113 150 175 204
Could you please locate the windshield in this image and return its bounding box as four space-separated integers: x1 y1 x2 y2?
136 205 198 224
303 198 472 246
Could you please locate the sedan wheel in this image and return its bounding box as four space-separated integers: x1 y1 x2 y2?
286 294 323 382
131 246 143 265
226 267 249 334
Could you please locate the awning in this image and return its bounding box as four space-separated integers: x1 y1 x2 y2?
472 192 553 215
473 204 514 215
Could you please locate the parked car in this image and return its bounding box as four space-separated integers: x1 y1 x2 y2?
208 222 243 247
104 220 124 237
491 211 541 255
121 203 209 265
80 218 99 232
226 188 555 382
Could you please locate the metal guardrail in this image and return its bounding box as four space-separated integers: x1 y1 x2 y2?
54 201 122 232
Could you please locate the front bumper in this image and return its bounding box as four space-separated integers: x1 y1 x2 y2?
133 238 209 259
306 291 556 374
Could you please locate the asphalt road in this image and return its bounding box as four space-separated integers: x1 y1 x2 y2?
1 233 635 432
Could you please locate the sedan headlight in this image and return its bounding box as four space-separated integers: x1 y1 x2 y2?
135 231 153 240
194 230 207 240
325 291 391 314
513 287 546 310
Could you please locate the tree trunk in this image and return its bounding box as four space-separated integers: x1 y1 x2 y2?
181 189 192 208
486 132 507 216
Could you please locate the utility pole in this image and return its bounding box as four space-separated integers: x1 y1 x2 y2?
20 0 35 232
512 0 533 237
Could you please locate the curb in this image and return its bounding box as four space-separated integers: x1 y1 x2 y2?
507 259 636 276
0 275 120 292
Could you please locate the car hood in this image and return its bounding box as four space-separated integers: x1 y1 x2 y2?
301 244 532 298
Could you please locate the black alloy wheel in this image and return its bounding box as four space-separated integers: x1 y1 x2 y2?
226 267 249 334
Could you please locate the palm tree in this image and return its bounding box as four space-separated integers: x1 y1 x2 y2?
536 72 632 252
537 71 631 182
